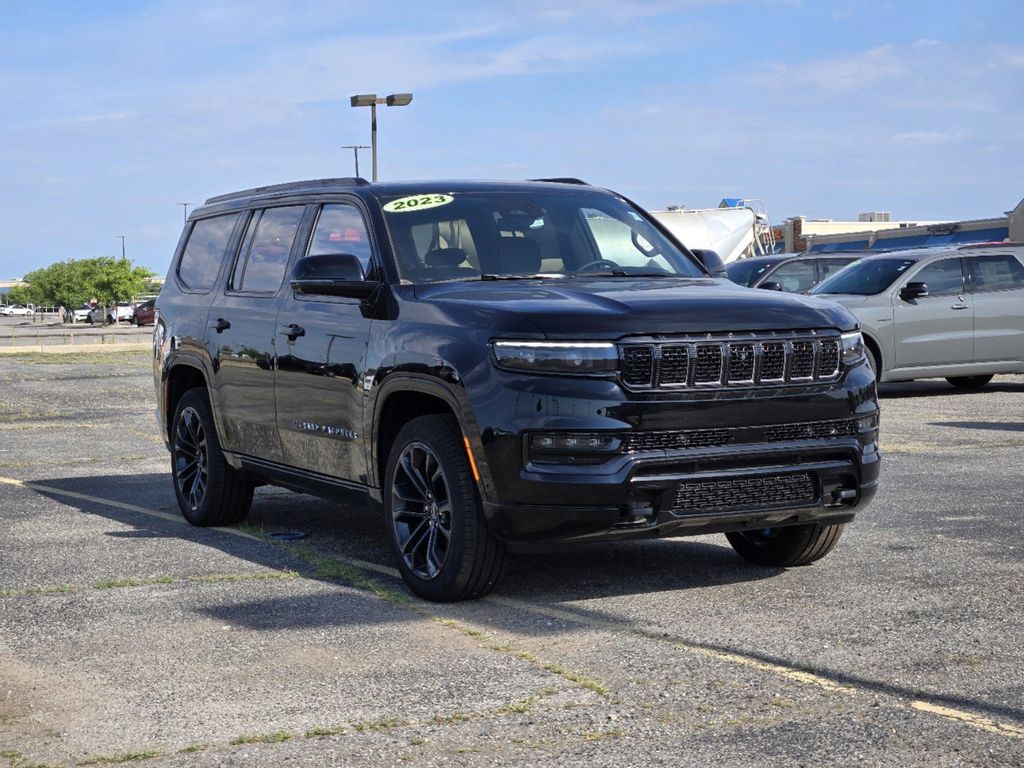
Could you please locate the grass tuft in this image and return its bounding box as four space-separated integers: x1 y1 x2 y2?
352 716 406 732
176 744 208 753
304 726 345 739
94 577 173 590
77 750 161 765
229 731 292 745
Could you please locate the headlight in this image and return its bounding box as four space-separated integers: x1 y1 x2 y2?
491 341 618 374
840 330 865 366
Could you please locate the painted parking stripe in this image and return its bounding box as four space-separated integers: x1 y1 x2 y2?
2 474 1021 741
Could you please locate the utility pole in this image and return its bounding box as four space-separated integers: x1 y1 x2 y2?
118 235 126 259
341 145 370 177
178 202 190 224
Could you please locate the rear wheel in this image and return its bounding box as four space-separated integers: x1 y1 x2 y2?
945 375 993 390
171 388 253 527
726 523 844 567
384 414 504 601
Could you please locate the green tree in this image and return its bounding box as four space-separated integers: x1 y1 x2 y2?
19 257 156 322
5 284 35 305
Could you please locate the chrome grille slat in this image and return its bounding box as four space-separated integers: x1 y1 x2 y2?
619 332 843 391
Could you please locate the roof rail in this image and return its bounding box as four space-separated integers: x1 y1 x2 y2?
957 241 1021 250
529 177 589 185
204 177 370 205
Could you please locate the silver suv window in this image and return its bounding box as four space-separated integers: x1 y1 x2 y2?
969 254 1024 292
912 258 964 296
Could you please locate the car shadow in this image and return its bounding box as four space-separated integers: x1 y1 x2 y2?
879 378 1024 399
20 471 1024 728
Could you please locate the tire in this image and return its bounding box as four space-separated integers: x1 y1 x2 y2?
171 388 253 527
130 316 138 325
946 375 992 390
866 346 880 380
726 523 844 567
384 414 505 601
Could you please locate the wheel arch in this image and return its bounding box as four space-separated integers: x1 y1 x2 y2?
861 329 884 376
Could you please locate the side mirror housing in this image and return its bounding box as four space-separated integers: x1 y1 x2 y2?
691 249 728 277
758 281 784 292
291 254 378 299
899 281 929 301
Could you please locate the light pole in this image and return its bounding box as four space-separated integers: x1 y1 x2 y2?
349 93 413 181
118 235 126 260
178 202 190 224
341 144 370 177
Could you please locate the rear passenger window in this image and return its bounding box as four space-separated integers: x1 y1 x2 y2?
768 260 816 292
177 214 240 291
309 204 374 272
912 259 964 296
969 254 1024 292
232 206 305 293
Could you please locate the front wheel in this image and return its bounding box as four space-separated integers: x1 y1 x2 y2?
946 375 992 390
726 523 844 567
171 388 253 527
384 414 504 601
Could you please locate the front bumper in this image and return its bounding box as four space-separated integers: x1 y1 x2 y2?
482 437 879 541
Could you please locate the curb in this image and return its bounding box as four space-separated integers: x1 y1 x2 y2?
0 342 152 355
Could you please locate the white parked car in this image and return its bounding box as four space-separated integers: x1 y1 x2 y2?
809 244 1024 388
87 303 135 324
2 304 33 316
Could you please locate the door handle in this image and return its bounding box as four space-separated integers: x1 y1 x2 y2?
279 324 305 339
208 318 230 332
951 304 970 310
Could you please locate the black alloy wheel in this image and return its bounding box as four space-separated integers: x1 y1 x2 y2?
174 405 209 513
384 414 504 601
170 388 253 527
391 441 453 580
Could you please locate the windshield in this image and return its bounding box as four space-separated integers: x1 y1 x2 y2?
726 259 782 286
810 258 917 296
379 189 704 284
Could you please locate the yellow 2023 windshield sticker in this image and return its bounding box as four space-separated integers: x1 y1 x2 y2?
382 194 453 213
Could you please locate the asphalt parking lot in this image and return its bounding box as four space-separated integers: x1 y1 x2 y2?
1 351 1022 767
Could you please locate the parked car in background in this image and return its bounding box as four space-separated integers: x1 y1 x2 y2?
724 254 795 287
1 304 34 316
752 253 863 293
810 244 1024 388
87 303 135 324
72 304 94 323
131 299 156 326
726 253 866 293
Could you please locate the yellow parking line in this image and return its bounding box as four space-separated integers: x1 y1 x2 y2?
3 474 1022 741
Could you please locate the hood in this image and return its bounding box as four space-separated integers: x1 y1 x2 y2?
809 294 871 308
414 277 857 338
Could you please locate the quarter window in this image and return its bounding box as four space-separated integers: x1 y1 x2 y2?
177 214 240 291
969 254 1024 292
911 259 964 296
309 204 374 273
233 206 305 293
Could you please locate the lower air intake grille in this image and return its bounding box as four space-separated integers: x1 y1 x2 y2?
622 418 858 453
672 473 816 514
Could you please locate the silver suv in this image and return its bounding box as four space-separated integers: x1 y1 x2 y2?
810 244 1024 388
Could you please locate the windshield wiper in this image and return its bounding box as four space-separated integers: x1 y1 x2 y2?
571 270 678 278
479 273 564 280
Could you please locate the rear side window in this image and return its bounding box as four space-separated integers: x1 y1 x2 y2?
819 258 857 279
912 258 964 296
969 254 1024 292
232 206 305 293
177 214 240 291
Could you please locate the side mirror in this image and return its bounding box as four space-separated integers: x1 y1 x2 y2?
691 248 728 277
758 281 784 292
899 281 929 301
291 254 378 299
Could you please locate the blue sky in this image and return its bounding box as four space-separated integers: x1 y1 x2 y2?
1 0 1022 275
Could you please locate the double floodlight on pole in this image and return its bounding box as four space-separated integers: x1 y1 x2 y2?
349 93 413 182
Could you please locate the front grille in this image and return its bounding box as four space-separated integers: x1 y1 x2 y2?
619 332 843 390
622 418 857 453
622 346 653 386
672 472 816 514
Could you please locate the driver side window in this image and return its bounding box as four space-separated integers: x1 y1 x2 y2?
911 259 964 297
309 204 374 274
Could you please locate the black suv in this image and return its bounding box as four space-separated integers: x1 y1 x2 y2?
154 178 880 601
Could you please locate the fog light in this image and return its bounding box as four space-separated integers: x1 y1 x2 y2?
528 432 622 466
